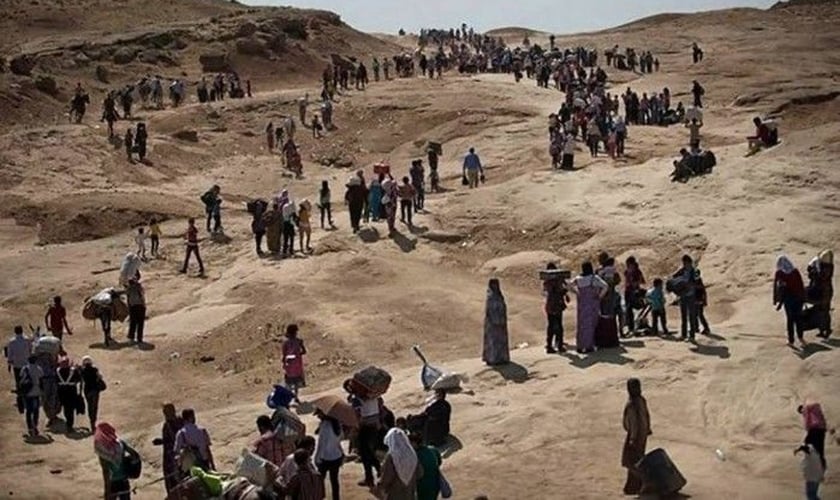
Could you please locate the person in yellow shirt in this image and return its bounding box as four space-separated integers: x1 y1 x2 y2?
149 218 162 257
298 200 312 254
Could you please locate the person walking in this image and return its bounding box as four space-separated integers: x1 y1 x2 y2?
774 255 806 345
201 185 221 233
95 422 138 500
622 378 652 496
45 296 73 340
281 324 307 403
180 218 205 276
646 279 670 335
20 355 44 437
5 325 32 414
368 175 384 222
570 262 609 354
252 414 284 467
410 160 425 212
673 255 700 341
149 218 161 257
411 432 442 500
56 357 81 433
482 278 510 366
344 176 367 234
266 122 275 152
623 257 646 335
153 403 184 493
798 402 828 470
315 410 344 500
691 80 705 108
134 122 148 163
319 181 334 229
80 356 105 431
122 279 146 344
174 408 216 471
382 175 398 234
376 428 422 500
299 199 313 254
543 263 569 353
462 147 484 189
281 198 298 258
398 177 417 226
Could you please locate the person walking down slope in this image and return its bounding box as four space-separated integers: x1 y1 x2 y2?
153 403 184 493
796 443 825 500
798 402 828 471
463 147 484 189
345 176 367 234
20 355 44 437
45 296 73 341
80 356 105 431
376 428 422 500
56 356 82 433
180 218 205 277
774 255 806 346
5 326 32 414
622 378 652 496
482 279 510 366
95 422 139 500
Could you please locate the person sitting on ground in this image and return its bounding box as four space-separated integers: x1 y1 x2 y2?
748 116 779 153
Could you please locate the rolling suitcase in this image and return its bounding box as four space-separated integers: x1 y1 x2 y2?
637 448 687 496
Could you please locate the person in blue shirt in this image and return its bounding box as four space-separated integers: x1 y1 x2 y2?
646 278 669 335
462 147 484 189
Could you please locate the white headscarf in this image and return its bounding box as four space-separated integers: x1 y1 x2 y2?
776 255 795 274
383 428 417 486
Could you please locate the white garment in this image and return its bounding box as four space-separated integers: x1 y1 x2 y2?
5 335 32 368
359 398 380 418
314 420 344 463
383 428 417 486
776 255 796 274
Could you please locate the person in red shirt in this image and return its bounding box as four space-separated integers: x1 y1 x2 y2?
45 296 72 340
773 255 805 345
179 218 205 276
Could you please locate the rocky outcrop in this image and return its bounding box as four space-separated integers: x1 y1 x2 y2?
10 55 36 76
235 37 269 57
172 129 199 142
95 65 109 83
34 75 59 96
113 47 137 65
199 49 230 72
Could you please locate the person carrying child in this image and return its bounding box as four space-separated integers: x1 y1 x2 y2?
281 324 306 403
646 278 670 335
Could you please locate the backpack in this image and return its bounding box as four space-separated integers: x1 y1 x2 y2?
18 366 33 396
200 191 214 208
121 441 142 479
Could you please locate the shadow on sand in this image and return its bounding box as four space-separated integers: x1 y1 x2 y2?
488 361 529 384
565 346 634 368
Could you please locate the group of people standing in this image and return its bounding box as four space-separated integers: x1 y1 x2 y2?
773 250 834 344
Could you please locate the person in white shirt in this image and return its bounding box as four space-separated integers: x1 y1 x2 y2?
5 326 32 413
135 227 147 260
315 410 344 500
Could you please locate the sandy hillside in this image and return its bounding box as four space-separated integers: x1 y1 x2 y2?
1 1 840 499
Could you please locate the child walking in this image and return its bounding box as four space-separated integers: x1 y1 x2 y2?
298 200 312 253
135 227 147 260
281 324 307 403
149 218 161 257
646 278 670 335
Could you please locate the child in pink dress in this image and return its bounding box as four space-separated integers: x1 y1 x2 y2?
281 324 306 403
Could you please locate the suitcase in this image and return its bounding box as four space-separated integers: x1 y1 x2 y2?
373 162 391 175
637 448 687 496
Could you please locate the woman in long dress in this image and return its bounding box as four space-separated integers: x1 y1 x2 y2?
570 261 608 353
596 256 622 348
482 278 510 366
622 378 652 495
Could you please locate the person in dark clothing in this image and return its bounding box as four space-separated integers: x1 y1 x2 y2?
134 123 148 162
249 199 268 256
422 390 452 447
543 262 570 353
798 402 828 471
56 357 81 432
120 279 146 344
201 185 221 233
344 177 366 233
319 181 334 228
813 250 834 338
691 80 705 108
774 255 806 345
692 42 703 64
410 160 425 212
124 128 134 162
695 276 711 335
673 255 700 340
427 148 440 192
153 403 184 493
79 356 104 430
102 92 120 138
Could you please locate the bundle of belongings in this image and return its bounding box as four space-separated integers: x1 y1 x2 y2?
345 365 392 399
671 148 716 182
636 448 687 497
82 288 129 322
119 252 142 286
412 345 466 391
